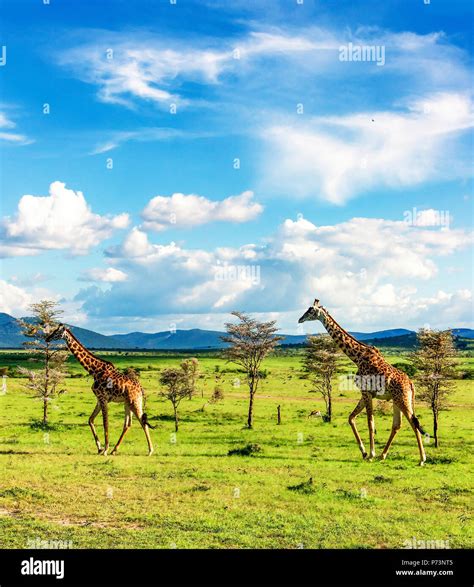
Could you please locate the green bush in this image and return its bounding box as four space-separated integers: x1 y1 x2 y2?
228 443 263 456
393 362 417 377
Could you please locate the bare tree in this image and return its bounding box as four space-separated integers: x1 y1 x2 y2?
221 312 282 429
18 300 68 427
159 367 192 432
302 334 342 422
411 329 458 448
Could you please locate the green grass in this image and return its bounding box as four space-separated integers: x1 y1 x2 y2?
0 351 472 549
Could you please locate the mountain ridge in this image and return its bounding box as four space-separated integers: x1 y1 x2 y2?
0 312 472 350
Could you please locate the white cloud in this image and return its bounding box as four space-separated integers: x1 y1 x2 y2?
80 268 128 283
91 127 215 154
77 216 473 331
56 25 471 114
1 181 130 257
0 280 34 315
0 111 32 145
57 29 330 108
141 190 263 231
261 93 473 203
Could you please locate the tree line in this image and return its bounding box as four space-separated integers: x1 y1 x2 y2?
15 300 463 449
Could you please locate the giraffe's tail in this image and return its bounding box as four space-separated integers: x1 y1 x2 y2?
141 413 157 429
410 382 426 435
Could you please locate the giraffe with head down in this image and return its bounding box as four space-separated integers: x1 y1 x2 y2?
298 299 426 465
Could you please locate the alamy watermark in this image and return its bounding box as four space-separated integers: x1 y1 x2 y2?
26 537 73 549
339 373 386 394
403 207 450 229
339 43 385 66
403 537 450 549
215 262 261 285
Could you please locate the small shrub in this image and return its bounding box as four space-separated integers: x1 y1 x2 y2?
228 443 263 456
425 455 456 465
288 477 315 494
460 370 474 380
210 385 224 403
374 400 391 416
373 475 393 484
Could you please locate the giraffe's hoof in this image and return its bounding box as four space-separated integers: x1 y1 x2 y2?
362 452 368 460
111 450 117 456
380 453 387 461
419 460 426 467
148 450 154 457
97 448 104 454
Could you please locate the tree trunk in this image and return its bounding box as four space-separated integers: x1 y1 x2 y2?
42 397 48 426
433 410 439 448
174 406 179 432
277 405 281 425
327 392 332 423
247 390 254 429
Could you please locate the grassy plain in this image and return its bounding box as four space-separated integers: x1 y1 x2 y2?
0 350 472 549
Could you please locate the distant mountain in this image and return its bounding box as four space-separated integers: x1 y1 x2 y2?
452 328 474 339
364 333 419 349
349 328 414 340
0 312 472 350
112 329 227 350
0 313 132 350
0 313 27 349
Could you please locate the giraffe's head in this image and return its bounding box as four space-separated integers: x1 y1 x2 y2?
298 299 324 323
45 323 67 342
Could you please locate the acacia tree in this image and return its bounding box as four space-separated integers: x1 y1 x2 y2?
302 334 343 422
411 329 457 448
181 357 200 399
18 300 68 427
221 312 282 429
159 367 193 432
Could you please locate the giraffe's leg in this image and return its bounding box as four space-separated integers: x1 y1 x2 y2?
365 395 376 460
99 401 110 456
88 401 102 453
400 403 426 466
380 405 402 461
132 399 154 456
111 404 132 456
348 397 367 459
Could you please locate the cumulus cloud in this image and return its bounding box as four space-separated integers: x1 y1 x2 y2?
141 190 263 231
0 280 34 315
76 216 473 331
0 181 130 257
80 268 128 283
261 93 474 203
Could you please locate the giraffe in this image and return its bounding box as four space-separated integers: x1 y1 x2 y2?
46 325 155 456
298 299 426 465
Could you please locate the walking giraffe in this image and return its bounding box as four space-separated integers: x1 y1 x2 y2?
298 300 426 465
46 325 155 456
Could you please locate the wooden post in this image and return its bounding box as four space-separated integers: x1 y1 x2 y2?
277 405 281 425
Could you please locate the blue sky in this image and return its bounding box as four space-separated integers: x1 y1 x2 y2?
0 0 472 335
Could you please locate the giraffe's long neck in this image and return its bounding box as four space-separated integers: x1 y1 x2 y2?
63 329 113 377
318 308 375 365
